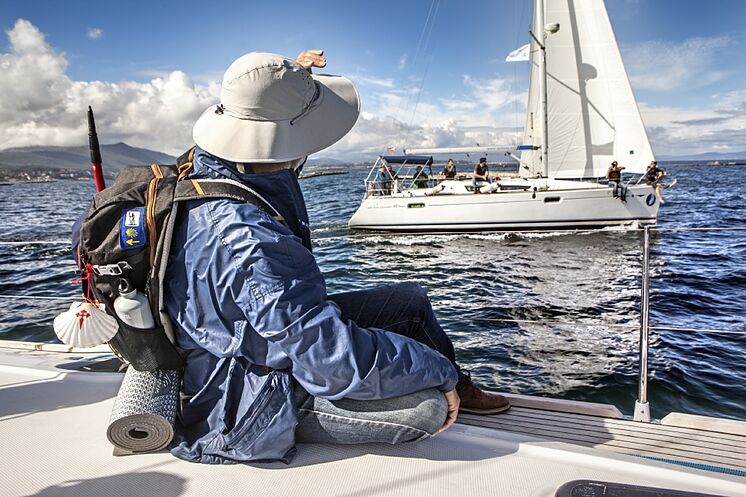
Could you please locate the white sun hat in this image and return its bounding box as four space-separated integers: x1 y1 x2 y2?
193 52 360 163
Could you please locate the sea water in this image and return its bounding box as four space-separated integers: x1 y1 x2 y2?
0 164 744 420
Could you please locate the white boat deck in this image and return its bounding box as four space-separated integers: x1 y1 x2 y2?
1 344 744 497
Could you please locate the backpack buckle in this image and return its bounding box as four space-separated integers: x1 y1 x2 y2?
92 262 132 276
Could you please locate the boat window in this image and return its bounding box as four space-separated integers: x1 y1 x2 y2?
544 196 561 203
407 203 425 209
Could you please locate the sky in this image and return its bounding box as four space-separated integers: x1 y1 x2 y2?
0 0 744 160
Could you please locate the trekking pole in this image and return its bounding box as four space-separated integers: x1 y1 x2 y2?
88 106 106 192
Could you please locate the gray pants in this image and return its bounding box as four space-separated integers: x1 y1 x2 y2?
294 282 453 444
294 387 446 444
610 181 627 200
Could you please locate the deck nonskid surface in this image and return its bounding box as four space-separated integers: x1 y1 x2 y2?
0 347 744 497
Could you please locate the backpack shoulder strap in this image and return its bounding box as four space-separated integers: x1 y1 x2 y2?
174 178 285 223
155 177 285 349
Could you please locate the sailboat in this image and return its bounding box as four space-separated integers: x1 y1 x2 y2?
349 0 663 232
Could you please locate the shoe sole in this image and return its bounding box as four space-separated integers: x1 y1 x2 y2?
459 403 511 415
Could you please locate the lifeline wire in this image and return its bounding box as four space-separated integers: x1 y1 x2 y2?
0 294 75 301
0 240 71 245
3 226 746 247
442 316 745 336
2 292 741 336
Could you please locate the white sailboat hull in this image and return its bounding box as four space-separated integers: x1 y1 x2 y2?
349 181 659 231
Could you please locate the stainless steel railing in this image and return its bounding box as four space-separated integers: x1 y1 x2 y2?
634 225 652 422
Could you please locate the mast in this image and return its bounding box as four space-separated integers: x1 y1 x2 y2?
536 0 549 178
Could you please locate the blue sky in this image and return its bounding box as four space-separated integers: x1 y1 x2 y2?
1 0 744 158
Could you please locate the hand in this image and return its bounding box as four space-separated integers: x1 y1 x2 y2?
435 389 460 435
296 49 326 73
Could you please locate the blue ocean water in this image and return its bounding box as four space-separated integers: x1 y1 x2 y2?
0 164 744 421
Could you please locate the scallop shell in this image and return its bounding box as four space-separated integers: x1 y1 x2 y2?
53 301 119 348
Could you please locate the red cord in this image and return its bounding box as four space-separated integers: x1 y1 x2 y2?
71 263 94 302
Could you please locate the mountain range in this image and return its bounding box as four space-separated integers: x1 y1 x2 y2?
0 142 350 169
657 151 746 162
0 143 176 170
1 143 744 169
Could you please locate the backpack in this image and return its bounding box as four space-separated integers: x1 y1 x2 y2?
76 148 283 371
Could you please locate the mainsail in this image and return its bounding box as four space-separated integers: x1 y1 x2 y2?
521 0 654 179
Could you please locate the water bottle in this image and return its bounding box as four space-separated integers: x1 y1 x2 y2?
113 279 155 329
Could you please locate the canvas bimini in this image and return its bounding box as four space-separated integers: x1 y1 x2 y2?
349 0 664 232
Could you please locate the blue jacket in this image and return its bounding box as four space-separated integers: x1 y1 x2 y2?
164 147 458 464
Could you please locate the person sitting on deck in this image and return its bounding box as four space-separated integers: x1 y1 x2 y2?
375 162 394 195
412 164 429 189
606 160 627 202
443 159 457 179
472 157 492 192
164 49 511 466
645 160 666 204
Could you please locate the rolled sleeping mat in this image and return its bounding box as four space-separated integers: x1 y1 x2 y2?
107 367 180 453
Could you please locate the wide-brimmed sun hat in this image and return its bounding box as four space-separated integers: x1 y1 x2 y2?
193 52 360 163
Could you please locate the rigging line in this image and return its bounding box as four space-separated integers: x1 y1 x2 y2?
411 0 438 78
383 0 439 156
403 0 441 149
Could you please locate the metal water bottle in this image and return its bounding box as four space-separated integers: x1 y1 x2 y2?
113 279 154 329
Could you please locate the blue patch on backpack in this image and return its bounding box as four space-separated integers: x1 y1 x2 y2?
120 207 147 250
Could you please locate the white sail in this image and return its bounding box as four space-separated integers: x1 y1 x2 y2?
521 0 654 179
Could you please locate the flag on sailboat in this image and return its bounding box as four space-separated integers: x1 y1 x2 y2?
505 43 530 62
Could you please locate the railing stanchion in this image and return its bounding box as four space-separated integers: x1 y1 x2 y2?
634 225 652 422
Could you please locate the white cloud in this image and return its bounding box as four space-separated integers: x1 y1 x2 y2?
2 19 742 161
87 28 103 40
0 19 218 155
639 89 746 155
0 19 527 160
623 36 732 91
321 74 527 160
322 112 524 161
398 55 407 70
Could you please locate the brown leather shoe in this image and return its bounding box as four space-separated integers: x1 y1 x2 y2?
456 371 511 415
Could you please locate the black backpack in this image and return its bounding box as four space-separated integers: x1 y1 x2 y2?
76 148 283 371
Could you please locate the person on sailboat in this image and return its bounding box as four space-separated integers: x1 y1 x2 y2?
472 157 492 192
645 161 666 204
412 165 429 188
606 160 627 202
443 159 457 179
164 50 510 465
375 162 393 195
